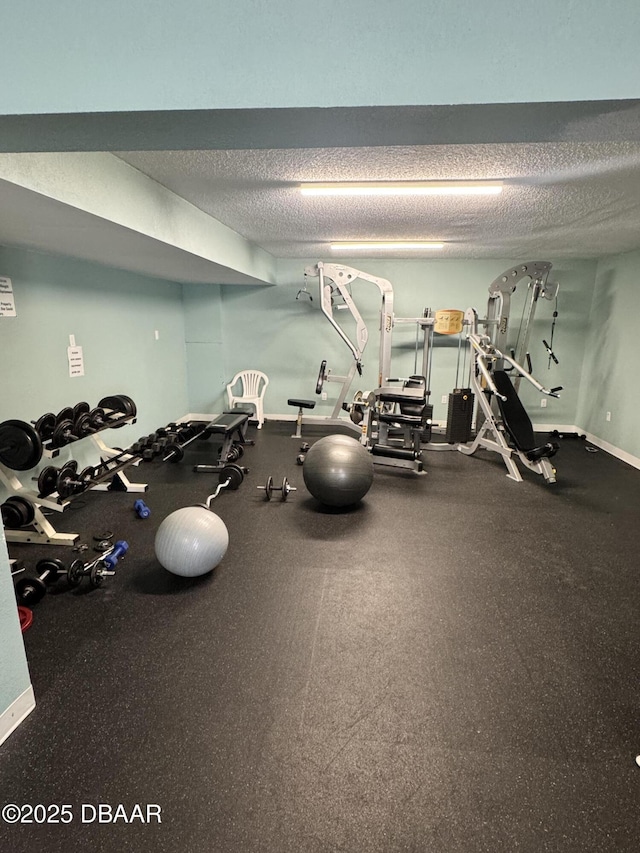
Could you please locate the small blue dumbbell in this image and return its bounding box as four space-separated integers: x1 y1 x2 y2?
103 540 129 569
133 499 151 519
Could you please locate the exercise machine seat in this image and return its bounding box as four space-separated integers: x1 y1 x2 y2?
492 371 558 460
226 370 269 429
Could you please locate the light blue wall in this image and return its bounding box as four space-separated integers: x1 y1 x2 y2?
577 250 640 456
0 246 189 503
2 2 640 114
183 282 227 412
0 523 32 738
213 258 596 426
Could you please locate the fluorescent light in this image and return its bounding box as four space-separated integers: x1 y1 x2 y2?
300 181 502 197
330 241 445 251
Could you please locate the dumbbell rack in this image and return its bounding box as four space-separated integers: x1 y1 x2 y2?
0 433 147 548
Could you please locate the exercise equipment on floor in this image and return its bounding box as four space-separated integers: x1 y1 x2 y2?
257 476 297 501
288 398 316 440
302 434 374 507
14 558 66 604
296 442 310 465
154 464 246 577
301 263 434 437
155 506 229 578
457 315 561 483
67 540 129 589
18 606 33 632
192 409 254 473
365 376 431 473
133 499 151 519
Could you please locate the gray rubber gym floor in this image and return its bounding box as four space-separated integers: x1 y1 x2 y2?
1 422 639 852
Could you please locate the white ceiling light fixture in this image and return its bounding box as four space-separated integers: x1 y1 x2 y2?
330 241 445 251
300 181 503 196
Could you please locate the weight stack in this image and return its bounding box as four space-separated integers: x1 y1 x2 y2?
445 389 474 443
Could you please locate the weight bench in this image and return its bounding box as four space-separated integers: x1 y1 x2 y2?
288 398 316 440
492 371 559 463
192 409 253 473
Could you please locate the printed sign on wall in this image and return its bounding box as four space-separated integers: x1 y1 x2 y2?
67 346 85 377
0 276 16 317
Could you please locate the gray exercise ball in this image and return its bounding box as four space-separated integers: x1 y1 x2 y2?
155 506 229 577
302 434 374 507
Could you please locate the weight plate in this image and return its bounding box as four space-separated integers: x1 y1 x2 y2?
219 464 244 490
35 558 65 581
281 477 290 501
115 394 137 418
316 359 327 395
98 395 127 415
15 575 47 604
265 475 273 501
56 461 79 499
55 407 74 425
164 443 184 463
67 559 85 588
72 401 90 421
1 500 22 529
37 465 59 497
231 443 244 458
93 531 114 541
34 412 56 440
0 419 44 470
97 396 130 428
2 496 35 528
89 564 105 588
79 466 95 490
18 606 33 632
52 419 75 448
74 411 93 437
88 407 106 429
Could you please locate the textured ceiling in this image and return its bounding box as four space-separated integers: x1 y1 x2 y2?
117 142 640 259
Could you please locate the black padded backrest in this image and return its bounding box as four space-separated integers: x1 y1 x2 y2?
492 370 535 451
399 375 426 417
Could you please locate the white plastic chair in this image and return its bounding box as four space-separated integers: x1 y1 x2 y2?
226 370 269 428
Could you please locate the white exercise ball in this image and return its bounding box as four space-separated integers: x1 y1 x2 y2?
154 506 229 577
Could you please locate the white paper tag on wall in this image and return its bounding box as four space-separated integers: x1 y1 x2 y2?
0 276 16 317
67 346 85 377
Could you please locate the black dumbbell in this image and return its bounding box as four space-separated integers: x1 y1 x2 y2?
15 558 65 604
68 540 127 589
56 462 94 499
31 412 57 441
257 476 297 502
51 419 80 448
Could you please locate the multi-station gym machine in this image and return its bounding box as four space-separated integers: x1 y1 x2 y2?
298 260 562 483
302 261 435 473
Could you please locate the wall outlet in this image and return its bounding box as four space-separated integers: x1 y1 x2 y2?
540 398 547 408
321 391 327 401
441 395 448 404
154 329 160 340
606 411 611 422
